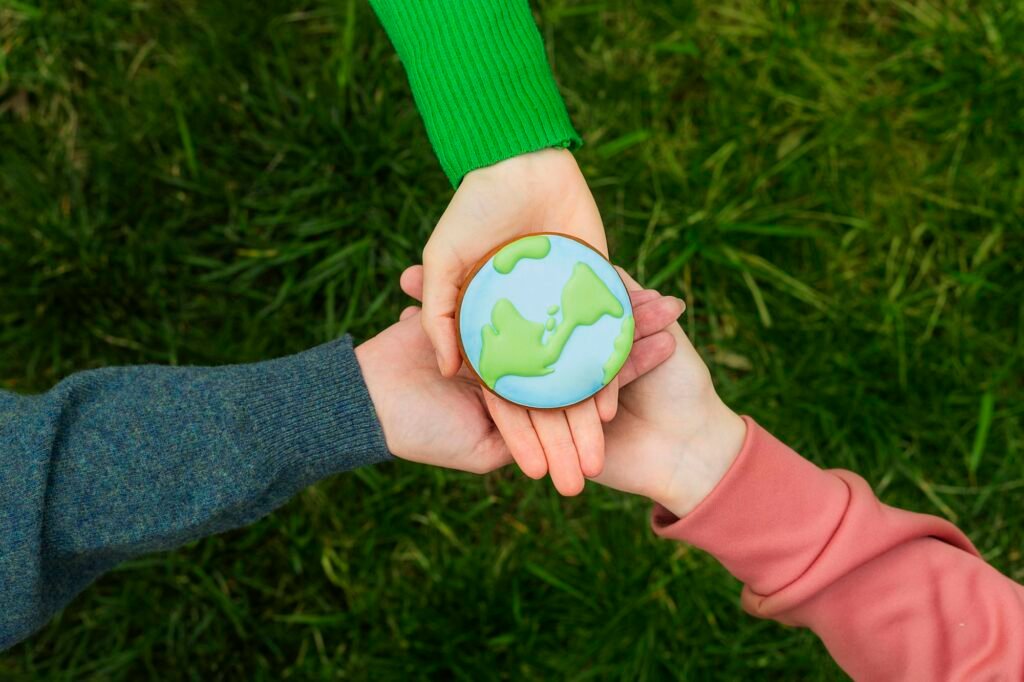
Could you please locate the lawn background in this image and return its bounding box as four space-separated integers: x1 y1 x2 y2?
1 0 1022 679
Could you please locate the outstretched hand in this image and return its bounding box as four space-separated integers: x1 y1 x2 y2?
416 150 639 493
356 267 683 488
591 269 748 517
421 149 607 379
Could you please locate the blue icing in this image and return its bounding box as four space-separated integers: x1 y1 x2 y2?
458 235 632 409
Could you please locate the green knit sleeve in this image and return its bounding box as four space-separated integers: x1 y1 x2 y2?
370 0 582 186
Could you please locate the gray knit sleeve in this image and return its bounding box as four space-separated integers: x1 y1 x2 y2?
0 337 391 650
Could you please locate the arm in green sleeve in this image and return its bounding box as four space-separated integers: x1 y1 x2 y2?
370 0 582 186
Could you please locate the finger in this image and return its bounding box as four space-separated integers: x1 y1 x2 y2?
595 376 618 422
421 244 465 377
530 409 585 496
633 296 685 339
421 314 461 377
615 266 644 292
616 330 676 386
628 289 660 305
483 392 547 480
399 305 420 321
595 292 678 421
400 265 424 302
566 399 604 478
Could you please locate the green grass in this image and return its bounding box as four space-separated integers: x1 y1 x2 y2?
2 0 1022 678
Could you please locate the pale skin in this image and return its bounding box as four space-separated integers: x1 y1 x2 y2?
355 274 683 483
421 148 618 494
593 269 747 517
370 266 747 516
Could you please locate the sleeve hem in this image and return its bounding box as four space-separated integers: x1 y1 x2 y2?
452 131 582 186
370 0 581 186
238 337 393 480
650 417 976 603
650 416 851 594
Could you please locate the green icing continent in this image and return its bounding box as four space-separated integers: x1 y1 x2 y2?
602 315 635 384
547 305 559 315
492 235 551 274
478 261 625 389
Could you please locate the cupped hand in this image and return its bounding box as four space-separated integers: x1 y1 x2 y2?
590 270 748 518
419 148 627 494
394 265 685 494
422 148 607 377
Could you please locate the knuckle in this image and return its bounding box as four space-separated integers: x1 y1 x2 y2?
548 437 577 459
422 240 449 266
421 242 440 264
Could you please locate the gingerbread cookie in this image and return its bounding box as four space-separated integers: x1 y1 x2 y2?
456 233 634 409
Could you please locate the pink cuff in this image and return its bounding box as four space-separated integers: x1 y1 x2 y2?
652 416 850 595
652 417 975 601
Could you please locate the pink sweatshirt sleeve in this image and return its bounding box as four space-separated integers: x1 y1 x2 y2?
653 417 1024 681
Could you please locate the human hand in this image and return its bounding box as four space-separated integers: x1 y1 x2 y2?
416 149 629 494
359 268 682 482
421 148 607 379
591 270 748 518
355 304 509 474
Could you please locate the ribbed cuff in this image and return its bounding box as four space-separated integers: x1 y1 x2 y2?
651 417 850 596
371 0 582 186
650 417 978 622
236 336 392 484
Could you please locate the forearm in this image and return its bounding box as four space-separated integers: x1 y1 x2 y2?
370 0 580 186
0 337 390 650
653 418 1024 679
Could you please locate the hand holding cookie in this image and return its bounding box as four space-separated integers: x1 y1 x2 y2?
396 260 684 495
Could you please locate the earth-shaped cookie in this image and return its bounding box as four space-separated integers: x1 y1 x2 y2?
457 233 634 409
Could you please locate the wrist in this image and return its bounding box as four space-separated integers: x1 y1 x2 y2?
461 147 578 191
354 338 399 458
655 399 746 518
370 0 580 186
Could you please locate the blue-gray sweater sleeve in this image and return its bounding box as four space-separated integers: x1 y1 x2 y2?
0 337 391 650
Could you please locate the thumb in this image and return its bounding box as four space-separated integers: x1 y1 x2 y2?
421 244 465 377
400 265 424 302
